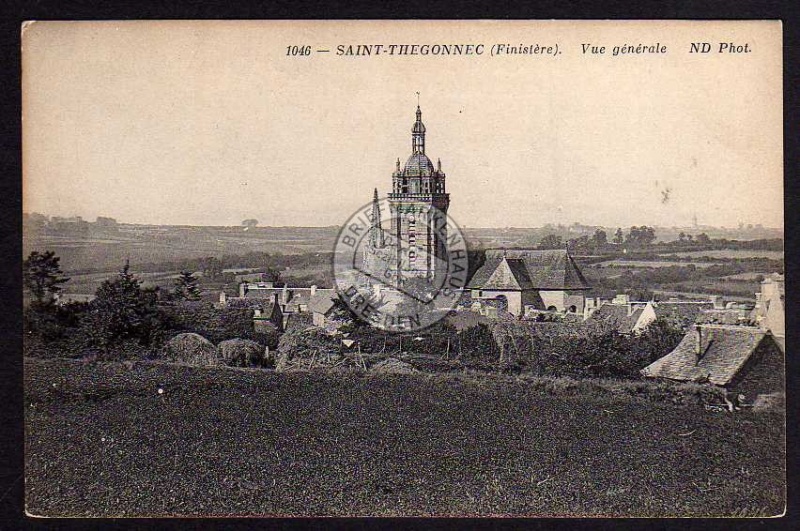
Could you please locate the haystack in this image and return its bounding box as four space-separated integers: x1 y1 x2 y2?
752 392 785 412
218 338 264 367
163 333 220 366
370 357 417 375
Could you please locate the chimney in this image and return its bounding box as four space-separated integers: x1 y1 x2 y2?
273 293 281 310
281 285 289 305
583 301 593 321
239 282 247 298
694 325 703 361
627 303 634 317
311 284 317 297
219 291 227 305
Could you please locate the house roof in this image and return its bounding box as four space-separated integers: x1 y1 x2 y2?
242 287 283 301
225 297 281 314
589 303 644 334
641 325 773 386
308 292 338 315
696 309 748 326
651 302 714 329
468 250 590 290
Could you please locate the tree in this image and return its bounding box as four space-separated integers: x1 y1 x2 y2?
678 232 686 243
242 219 259 228
696 233 711 245
625 226 656 246
173 270 202 301
537 234 563 250
567 235 590 253
613 228 624 245
200 257 223 280
23 251 70 306
591 229 607 247
264 265 282 283
626 288 654 302
80 262 162 350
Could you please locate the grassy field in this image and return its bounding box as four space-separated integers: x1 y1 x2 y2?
23 225 340 273
596 260 715 269
663 250 784 260
25 358 785 517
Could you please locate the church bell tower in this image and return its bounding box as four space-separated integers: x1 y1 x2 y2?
386 105 451 283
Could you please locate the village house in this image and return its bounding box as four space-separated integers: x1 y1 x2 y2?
223 292 284 332
641 324 784 399
220 281 336 328
751 273 785 351
467 249 591 317
308 291 340 329
586 295 733 335
587 300 656 335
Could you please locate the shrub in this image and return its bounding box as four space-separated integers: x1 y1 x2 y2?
218 338 265 367
457 323 498 362
252 322 280 350
162 333 220 366
488 317 685 380
276 327 342 371
78 263 165 351
23 302 89 343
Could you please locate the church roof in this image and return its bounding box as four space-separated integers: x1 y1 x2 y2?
468 250 591 290
641 325 775 386
403 153 435 176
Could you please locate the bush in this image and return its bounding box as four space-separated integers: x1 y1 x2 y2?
218 339 265 368
489 318 685 380
80 263 164 351
276 327 342 371
23 302 89 343
162 333 220 366
457 323 498 362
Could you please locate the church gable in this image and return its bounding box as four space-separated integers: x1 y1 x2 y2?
470 249 590 291
483 258 532 291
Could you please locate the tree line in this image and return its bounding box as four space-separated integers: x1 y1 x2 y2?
23 251 267 360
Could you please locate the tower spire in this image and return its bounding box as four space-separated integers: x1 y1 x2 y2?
370 187 384 248
412 101 426 154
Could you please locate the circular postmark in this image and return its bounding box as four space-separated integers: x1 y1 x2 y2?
333 197 468 332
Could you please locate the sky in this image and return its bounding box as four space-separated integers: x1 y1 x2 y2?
22 21 783 229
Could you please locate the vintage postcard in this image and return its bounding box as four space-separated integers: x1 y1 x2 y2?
22 20 784 517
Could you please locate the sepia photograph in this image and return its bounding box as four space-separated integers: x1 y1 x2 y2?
22 20 784 517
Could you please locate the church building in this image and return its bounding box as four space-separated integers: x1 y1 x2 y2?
467 249 591 317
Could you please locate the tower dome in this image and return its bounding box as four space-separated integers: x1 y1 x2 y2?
403 152 435 176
